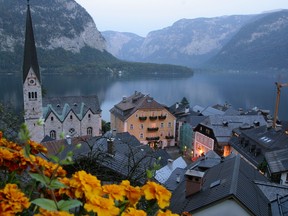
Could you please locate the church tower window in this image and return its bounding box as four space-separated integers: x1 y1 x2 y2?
50 130 56 139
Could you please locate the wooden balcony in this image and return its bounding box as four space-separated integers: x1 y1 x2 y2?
146 136 160 141
158 115 166 120
149 116 157 121
165 135 174 139
139 116 147 121
147 127 159 132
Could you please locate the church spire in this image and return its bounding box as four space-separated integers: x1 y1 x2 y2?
23 0 41 83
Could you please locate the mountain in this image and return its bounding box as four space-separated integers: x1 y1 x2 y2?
0 0 117 73
0 0 193 75
103 15 255 68
207 10 288 71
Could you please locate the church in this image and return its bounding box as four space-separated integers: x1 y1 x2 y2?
22 1 102 143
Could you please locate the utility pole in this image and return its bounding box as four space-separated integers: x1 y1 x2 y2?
273 82 288 128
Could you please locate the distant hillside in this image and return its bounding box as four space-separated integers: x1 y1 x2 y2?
207 10 288 71
0 0 193 75
103 15 255 68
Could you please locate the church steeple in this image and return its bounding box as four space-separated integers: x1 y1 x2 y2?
23 0 40 83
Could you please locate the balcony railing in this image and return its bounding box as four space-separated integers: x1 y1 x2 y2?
158 115 166 120
149 116 158 121
139 116 147 121
165 135 174 139
146 136 160 141
147 127 159 132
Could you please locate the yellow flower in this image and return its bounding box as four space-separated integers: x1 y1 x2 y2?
0 184 30 215
35 208 74 216
142 181 171 209
84 196 119 216
102 184 125 201
28 140 48 154
120 180 142 206
59 171 102 200
157 209 179 216
122 207 147 216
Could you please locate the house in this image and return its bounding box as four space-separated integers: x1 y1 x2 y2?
193 114 267 157
169 154 270 216
43 131 172 184
110 91 176 148
229 121 288 179
22 2 101 142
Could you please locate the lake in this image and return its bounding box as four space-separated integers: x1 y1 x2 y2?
1 69 288 121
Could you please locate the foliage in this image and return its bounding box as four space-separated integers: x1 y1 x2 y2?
0 127 185 215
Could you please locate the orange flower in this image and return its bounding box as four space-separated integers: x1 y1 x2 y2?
28 140 48 154
120 180 142 206
84 196 119 216
157 209 179 216
142 181 171 209
29 155 66 178
102 184 125 201
34 208 74 216
0 184 30 215
122 207 147 216
59 171 102 200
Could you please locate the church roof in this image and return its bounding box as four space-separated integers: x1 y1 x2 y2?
42 95 101 122
22 2 41 83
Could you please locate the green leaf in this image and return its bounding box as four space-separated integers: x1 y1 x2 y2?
146 169 153 179
49 155 60 163
57 199 82 211
49 179 67 189
31 198 58 211
29 173 50 186
23 144 31 158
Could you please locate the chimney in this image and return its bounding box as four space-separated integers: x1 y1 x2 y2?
107 138 115 156
176 102 179 109
167 159 174 170
185 169 205 197
185 105 190 113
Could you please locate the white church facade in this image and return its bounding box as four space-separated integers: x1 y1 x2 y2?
22 2 101 143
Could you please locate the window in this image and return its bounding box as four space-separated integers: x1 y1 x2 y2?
88 114 91 118
70 115 73 120
130 124 134 130
160 123 164 128
168 122 172 128
51 116 54 121
28 91 37 100
50 130 56 139
69 128 75 134
141 124 144 129
87 127 93 135
140 133 144 139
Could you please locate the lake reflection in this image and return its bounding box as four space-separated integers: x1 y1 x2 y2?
1 70 288 121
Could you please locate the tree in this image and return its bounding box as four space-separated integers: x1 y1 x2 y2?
0 102 23 141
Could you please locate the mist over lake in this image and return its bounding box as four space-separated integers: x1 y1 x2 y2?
1 69 288 122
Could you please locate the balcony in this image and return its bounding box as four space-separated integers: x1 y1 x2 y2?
139 116 147 121
165 135 174 139
146 136 160 141
149 116 157 121
158 115 166 120
147 127 159 132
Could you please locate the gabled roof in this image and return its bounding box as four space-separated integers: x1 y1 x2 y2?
170 155 270 215
199 114 267 144
110 91 171 121
42 95 101 122
155 156 187 184
22 2 40 83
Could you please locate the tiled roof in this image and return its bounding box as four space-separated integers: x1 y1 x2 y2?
42 95 101 122
110 91 169 121
170 155 270 215
265 148 288 174
155 157 187 184
201 114 267 144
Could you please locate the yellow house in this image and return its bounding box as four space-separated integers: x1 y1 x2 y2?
110 91 176 148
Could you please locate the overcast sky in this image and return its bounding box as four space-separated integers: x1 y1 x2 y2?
75 0 288 37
